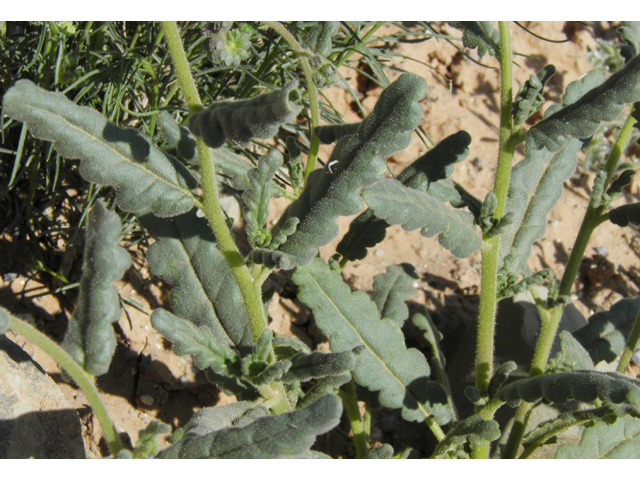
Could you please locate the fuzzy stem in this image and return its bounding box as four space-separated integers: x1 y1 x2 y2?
475 21 516 394
338 381 370 458
161 21 290 413
263 21 321 181
617 305 640 374
473 21 516 461
7 315 123 456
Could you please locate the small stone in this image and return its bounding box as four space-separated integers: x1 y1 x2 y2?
550 219 560 227
74 395 83 402
374 249 385 257
139 395 155 406
594 246 607 256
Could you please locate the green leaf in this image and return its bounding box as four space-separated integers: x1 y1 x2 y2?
370 264 418 327
281 349 358 383
609 203 640 227
61 201 132 376
189 81 302 149
523 404 640 458
488 361 518 397
362 178 481 259
242 149 283 248
432 415 501 458
150 308 238 371
131 420 172 459
298 373 352 408
448 21 500 58
156 111 197 162
499 137 583 274
140 209 254 353
496 370 640 408
0 307 10 335
315 122 361 144
547 331 595 373
293 257 451 425
369 444 394 459
2 80 198 218
572 297 640 364
268 73 428 268
158 394 342 458
336 130 472 263
529 55 640 152
512 65 556 127
618 22 640 62
285 136 304 193
303 21 340 57
556 414 640 458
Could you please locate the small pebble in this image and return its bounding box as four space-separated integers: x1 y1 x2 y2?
550 219 560 227
3 272 18 282
374 249 385 257
74 394 83 402
139 394 155 406
594 246 607 256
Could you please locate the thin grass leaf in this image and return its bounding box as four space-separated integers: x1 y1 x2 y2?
293 257 451 425
61 201 132 376
2 80 198 217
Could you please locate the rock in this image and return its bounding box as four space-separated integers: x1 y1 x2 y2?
0 336 85 458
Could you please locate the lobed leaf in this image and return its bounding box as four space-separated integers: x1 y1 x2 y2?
370 264 418 328
448 21 500 58
512 65 556 127
303 22 340 58
572 297 640 364
156 111 197 162
281 349 358 383
432 415 501 458
369 444 394 459
267 73 428 268
556 414 640 458
158 394 342 458
292 257 451 425
498 138 583 274
150 308 237 371
528 54 640 152
297 373 352 409
140 209 254 354
609 203 640 227
61 201 132 376
336 130 472 263
362 178 481 259
241 149 284 247
496 370 640 408
618 22 640 62
547 331 595 373
2 80 198 217
189 81 302 149
315 122 361 144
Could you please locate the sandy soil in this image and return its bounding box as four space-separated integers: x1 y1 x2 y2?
2 21 640 458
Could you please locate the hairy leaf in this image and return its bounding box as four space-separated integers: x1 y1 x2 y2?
140 209 254 353
573 297 640 364
315 122 361 144
488 361 518 397
512 65 556 127
2 80 198 217
432 415 501 458
150 308 238 371
281 349 358 383
158 394 342 458
285 136 304 193
242 149 283 247
157 111 197 162
268 73 428 268
303 22 340 57
189 81 302 148
363 178 481 258
547 331 595 373
523 404 640 457
618 22 640 62
369 444 394 459
496 370 640 408
448 21 500 58
293 257 451 425
370 264 418 327
61 201 132 376
556 414 640 458
0 307 10 335
298 373 352 408
529 54 640 151
609 203 640 227
499 138 583 274
336 131 472 262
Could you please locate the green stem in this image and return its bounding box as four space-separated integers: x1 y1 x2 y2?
338 381 370 458
263 21 321 181
473 21 515 461
502 106 638 458
161 21 290 413
617 305 640 374
475 21 516 395
7 316 123 456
